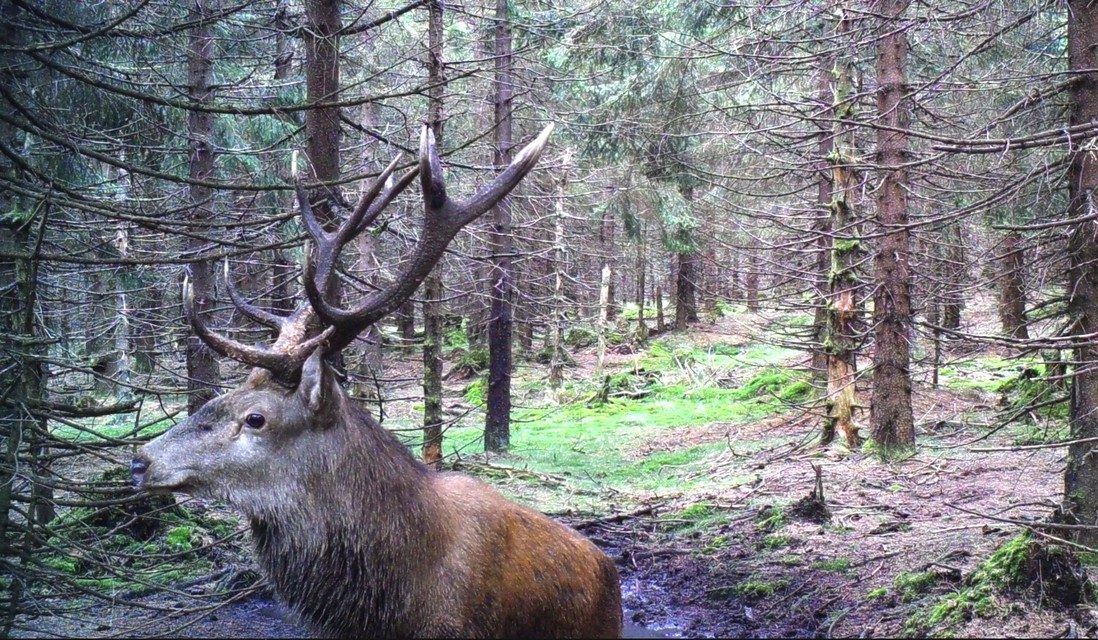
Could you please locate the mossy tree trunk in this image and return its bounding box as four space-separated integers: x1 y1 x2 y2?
596 264 611 377
599 205 618 322
635 222 649 345
549 154 571 388
822 9 863 449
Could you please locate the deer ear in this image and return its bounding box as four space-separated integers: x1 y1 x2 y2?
298 348 326 411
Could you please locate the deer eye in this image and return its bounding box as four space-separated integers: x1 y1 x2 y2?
244 413 266 429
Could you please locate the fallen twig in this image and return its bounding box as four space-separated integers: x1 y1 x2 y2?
572 505 658 530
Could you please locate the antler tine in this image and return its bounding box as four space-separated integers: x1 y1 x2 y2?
304 123 554 354
299 155 418 299
338 153 404 244
444 122 554 226
296 182 330 244
183 270 334 382
223 260 287 332
353 165 419 238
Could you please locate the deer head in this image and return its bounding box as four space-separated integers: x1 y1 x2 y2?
132 124 553 501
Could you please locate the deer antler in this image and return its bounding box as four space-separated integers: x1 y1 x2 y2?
182 122 552 380
183 268 333 382
303 122 554 354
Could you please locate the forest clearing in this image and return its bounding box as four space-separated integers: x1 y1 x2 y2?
6 0 1098 638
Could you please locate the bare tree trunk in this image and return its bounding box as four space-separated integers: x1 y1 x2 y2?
926 232 943 389
675 252 698 329
655 284 665 333
303 0 341 222
422 0 446 469
549 155 570 388
746 249 760 312
635 223 649 344
702 247 716 318
941 222 964 330
998 230 1029 340
869 0 915 454
1062 0 1098 546
600 206 618 321
811 49 835 380
596 264 611 377
729 251 740 301
0 199 51 629
485 0 513 453
396 301 416 345
184 0 220 413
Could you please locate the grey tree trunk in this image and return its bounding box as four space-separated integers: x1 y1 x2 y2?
184 0 220 413
941 223 964 330
998 230 1028 340
485 0 514 453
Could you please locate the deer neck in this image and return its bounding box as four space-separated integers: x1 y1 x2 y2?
245 401 441 636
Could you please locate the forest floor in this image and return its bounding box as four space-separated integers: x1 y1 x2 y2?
17 294 1097 638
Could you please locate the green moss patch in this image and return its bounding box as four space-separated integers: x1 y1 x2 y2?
904 533 1092 636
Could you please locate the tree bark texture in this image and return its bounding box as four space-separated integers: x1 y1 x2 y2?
184 0 220 413
998 230 1028 340
869 0 915 453
1063 0 1098 545
822 12 862 448
485 0 513 453
675 252 698 329
422 0 446 469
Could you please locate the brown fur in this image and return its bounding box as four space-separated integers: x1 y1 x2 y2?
137 358 622 638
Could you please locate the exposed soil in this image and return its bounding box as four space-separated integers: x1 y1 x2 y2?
568 405 1089 638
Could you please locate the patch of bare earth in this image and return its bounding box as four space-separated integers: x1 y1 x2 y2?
572 382 1087 638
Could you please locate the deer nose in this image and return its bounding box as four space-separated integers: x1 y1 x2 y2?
130 456 149 485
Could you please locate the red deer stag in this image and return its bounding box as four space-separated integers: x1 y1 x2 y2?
132 125 623 638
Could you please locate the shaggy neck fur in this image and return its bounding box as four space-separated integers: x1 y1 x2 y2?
242 395 439 638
